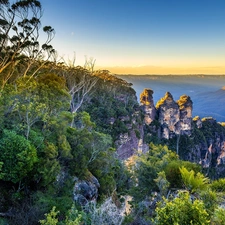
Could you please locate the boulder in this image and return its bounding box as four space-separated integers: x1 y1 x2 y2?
74 174 100 206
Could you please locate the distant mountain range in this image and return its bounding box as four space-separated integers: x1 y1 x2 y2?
197 87 225 121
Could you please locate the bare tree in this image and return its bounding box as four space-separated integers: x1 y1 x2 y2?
50 56 99 114
68 67 98 114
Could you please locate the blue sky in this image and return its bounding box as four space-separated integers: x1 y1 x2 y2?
39 0 225 74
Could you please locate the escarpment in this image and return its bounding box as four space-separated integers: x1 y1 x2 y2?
82 73 144 160
82 72 225 178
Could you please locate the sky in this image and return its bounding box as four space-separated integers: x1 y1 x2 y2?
38 0 225 74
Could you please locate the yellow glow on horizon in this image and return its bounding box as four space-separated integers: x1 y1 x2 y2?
96 65 225 75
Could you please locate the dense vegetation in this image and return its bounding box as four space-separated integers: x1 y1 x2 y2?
0 0 128 224
1 1 225 225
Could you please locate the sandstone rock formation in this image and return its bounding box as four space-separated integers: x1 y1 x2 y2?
193 116 202 128
139 88 225 178
156 92 180 139
141 90 193 139
140 88 156 125
115 113 144 159
177 95 193 136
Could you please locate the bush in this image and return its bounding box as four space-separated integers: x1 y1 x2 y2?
164 160 201 188
211 207 225 225
180 166 209 193
211 178 225 192
0 130 37 183
154 191 210 225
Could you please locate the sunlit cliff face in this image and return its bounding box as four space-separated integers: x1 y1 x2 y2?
140 89 193 139
140 88 156 125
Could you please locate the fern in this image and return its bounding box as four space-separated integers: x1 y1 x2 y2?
180 166 209 193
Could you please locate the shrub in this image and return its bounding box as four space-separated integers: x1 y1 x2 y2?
154 191 210 225
211 178 225 192
0 130 37 183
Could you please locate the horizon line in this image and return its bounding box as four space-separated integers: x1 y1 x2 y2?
114 73 225 76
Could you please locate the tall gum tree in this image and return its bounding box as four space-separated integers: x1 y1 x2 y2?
46 57 99 126
0 0 55 92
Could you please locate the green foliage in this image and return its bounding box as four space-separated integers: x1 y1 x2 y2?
180 166 209 193
211 178 225 192
39 204 85 225
0 129 37 183
0 218 7 225
164 160 201 188
34 176 74 221
0 162 4 179
112 120 128 136
0 0 55 90
90 148 118 200
64 204 84 225
143 120 161 144
201 119 225 141
200 189 218 217
1 75 69 140
211 207 225 225
0 1 137 224
154 191 210 225
35 151 60 187
39 206 59 225
81 71 139 141
73 111 95 129
134 129 140 139
66 112 112 178
131 143 178 201
154 171 170 197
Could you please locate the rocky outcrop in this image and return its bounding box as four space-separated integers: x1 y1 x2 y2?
156 92 180 139
177 95 193 136
74 174 100 206
141 91 193 139
116 131 138 159
139 88 225 177
140 89 156 125
217 141 225 165
116 111 144 159
193 116 202 128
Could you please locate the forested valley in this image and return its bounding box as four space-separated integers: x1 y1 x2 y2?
1 1 225 225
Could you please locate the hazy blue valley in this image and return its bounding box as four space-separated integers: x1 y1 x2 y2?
119 75 225 122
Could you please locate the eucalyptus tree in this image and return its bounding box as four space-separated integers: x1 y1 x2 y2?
46 57 98 126
13 73 70 139
0 0 55 91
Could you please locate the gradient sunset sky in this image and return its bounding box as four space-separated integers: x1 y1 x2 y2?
40 0 225 74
